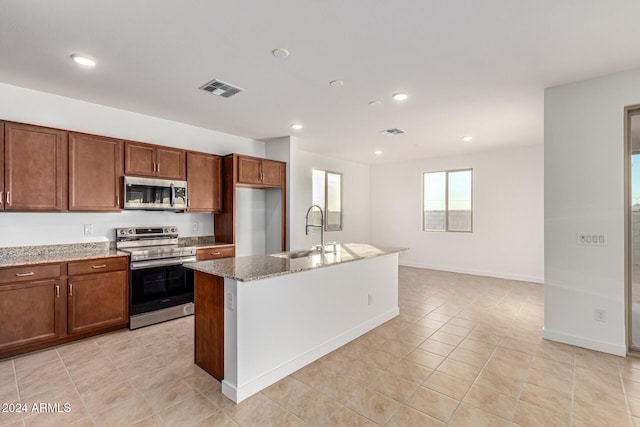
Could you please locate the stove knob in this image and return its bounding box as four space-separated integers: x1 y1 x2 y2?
119 229 126 236
128 229 134 235
171 227 177 233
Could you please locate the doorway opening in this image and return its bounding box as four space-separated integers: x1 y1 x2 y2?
626 106 640 353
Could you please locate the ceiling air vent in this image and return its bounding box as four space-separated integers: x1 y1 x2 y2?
379 128 405 136
199 79 244 98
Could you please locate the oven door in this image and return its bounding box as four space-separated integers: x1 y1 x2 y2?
129 258 194 315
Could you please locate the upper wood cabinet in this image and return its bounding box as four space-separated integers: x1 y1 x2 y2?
237 155 284 188
69 133 123 211
186 151 222 213
3 122 67 211
124 141 185 180
0 122 3 210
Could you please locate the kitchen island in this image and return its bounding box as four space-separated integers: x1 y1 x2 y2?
185 243 406 403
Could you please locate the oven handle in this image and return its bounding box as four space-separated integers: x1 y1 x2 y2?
130 257 197 270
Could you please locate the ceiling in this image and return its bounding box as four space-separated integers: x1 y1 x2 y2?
2 1 640 165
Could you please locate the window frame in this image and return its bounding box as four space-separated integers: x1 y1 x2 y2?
422 168 473 233
312 169 343 232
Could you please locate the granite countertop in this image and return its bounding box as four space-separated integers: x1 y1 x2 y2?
185 243 407 282
178 236 234 249
0 242 128 268
0 236 233 268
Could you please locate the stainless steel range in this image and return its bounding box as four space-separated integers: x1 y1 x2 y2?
116 226 196 329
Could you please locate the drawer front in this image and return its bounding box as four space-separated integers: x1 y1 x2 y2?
196 246 235 261
0 264 61 284
67 256 128 276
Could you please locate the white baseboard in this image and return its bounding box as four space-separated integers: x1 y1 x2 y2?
222 307 400 403
400 260 544 284
542 327 626 356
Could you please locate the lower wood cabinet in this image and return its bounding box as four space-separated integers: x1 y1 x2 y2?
0 256 129 359
0 278 63 354
196 245 235 261
67 270 128 335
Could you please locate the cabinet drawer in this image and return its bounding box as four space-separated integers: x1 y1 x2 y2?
67 257 128 276
0 264 61 284
196 246 235 261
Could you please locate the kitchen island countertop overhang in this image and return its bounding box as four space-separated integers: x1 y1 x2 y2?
185 243 407 403
185 243 407 282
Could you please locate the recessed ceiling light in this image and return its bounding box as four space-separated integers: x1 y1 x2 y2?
392 92 408 101
462 136 473 142
272 48 290 58
329 80 344 87
70 54 96 67
374 150 383 155
290 123 303 130
369 100 382 106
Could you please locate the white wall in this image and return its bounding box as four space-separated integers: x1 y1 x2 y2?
288 148 371 250
370 145 544 283
543 68 640 356
0 82 264 246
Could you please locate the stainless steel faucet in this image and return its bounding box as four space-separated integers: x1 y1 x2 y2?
305 204 324 253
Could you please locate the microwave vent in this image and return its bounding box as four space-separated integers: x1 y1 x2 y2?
199 79 244 98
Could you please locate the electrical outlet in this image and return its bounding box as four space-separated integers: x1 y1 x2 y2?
594 309 606 322
226 292 235 311
192 222 199 232
83 224 94 236
576 232 607 246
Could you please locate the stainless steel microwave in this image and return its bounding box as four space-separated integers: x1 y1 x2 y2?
123 176 188 211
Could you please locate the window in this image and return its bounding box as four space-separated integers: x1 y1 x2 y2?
423 169 472 232
312 169 342 231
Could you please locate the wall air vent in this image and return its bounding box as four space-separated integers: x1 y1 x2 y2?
199 79 244 98
379 128 405 136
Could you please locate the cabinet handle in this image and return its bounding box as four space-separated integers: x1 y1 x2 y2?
15 271 34 277
91 264 107 269
0 191 3 207
116 195 119 206
56 285 60 298
6 192 10 206
157 163 160 173
211 252 221 255
68 283 73 296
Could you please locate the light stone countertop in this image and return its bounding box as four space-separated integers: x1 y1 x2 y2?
185 243 407 282
0 242 128 268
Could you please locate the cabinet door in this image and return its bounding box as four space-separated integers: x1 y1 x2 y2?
187 152 222 212
237 156 262 185
0 279 63 353
4 122 67 211
261 160 284 187
156 146 186 180
67 270 128 335
124 141 156 177
69 133 123 211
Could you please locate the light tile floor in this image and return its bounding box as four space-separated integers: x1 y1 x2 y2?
1 267 639 426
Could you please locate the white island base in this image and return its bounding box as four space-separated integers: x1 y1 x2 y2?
221 253 399 403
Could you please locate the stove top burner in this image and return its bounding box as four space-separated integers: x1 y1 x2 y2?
116 226 195 262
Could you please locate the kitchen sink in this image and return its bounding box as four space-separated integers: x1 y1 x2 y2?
269 248 323 259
